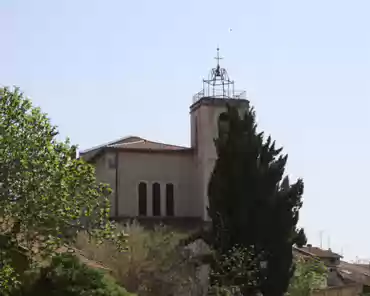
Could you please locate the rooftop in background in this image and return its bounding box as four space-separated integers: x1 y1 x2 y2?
297 244 343 259
339 260 370 287
193 47 247 103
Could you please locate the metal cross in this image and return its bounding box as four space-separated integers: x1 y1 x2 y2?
214 47 223 66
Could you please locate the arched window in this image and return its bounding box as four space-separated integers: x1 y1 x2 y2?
138 182 147 216
218 112 230 138
166 183 174 216
152 183 161 216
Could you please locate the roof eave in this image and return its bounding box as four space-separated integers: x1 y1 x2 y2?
110 147 194 154
80 146 194 163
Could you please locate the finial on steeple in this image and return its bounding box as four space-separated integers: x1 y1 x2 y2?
214 47 223 68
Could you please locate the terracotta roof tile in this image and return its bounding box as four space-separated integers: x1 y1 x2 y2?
298 246 342 259
109 139 190 151
339 261 370 286
80 136 192 162
81 136 142 154
81 136 190 155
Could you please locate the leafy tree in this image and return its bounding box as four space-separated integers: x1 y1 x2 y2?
287 257 327 296
19 253 134 296
0 258 21 294
207 105 307 296
209 245 260 296
0 87 126 294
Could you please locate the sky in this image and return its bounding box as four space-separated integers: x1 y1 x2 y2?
1 0 369 261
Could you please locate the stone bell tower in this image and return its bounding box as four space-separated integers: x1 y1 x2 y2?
190 48 250 221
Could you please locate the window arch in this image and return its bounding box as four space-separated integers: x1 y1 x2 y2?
166 183 174 216
152 183 161 216
138 182 147 216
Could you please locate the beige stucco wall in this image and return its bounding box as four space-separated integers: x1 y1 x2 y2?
190 99 249 220
191 103 228 220
115 151 198 218
89 97 250 221
92 150 199 218
94 153 117 217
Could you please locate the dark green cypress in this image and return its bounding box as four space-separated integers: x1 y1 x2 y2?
207 104 307 296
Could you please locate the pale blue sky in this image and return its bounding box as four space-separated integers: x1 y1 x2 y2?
1 0 369 261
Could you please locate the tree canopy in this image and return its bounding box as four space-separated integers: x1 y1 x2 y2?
207 105 307 296
0 87 126 294
287 257 327 296
19 253 134 296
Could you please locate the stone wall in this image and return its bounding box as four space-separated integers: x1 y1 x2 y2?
312 284 363 296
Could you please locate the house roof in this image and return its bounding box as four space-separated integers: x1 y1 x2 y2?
338 261 370 286
81 136 143 154
296 246 343 259
293 247 319 260
80 136 192 162
109 138 190 151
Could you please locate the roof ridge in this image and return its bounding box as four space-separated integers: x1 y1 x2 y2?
80 135 143 154
143 139 189 149
109 139 145 147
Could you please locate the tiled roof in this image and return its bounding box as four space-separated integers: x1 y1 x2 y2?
109 138 190 151
293 247 318 259
80 136 192 162
81 136 190 154
80 136 141 154
298 246 342 259
339 261 370 286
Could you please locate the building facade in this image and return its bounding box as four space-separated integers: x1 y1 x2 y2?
80 50 249 226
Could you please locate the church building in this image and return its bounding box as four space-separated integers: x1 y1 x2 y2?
80 49 249 227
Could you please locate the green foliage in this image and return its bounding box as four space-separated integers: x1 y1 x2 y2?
209 245 260 296
207 105 307 296
286 257 327 296
75 222 197 296
19 253 133 296
0 260 21 296
0 87 127 293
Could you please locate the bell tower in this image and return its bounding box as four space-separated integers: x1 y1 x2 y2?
190 48 249 221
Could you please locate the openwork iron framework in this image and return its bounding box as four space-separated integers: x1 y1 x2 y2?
193 48 246 103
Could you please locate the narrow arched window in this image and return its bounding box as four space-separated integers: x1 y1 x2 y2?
138 182 147 216
152 183 161 216
166 183 174 216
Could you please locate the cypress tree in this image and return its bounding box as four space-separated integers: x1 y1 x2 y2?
207 104 306 296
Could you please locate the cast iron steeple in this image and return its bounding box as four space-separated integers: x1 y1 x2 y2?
193 48 246 103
